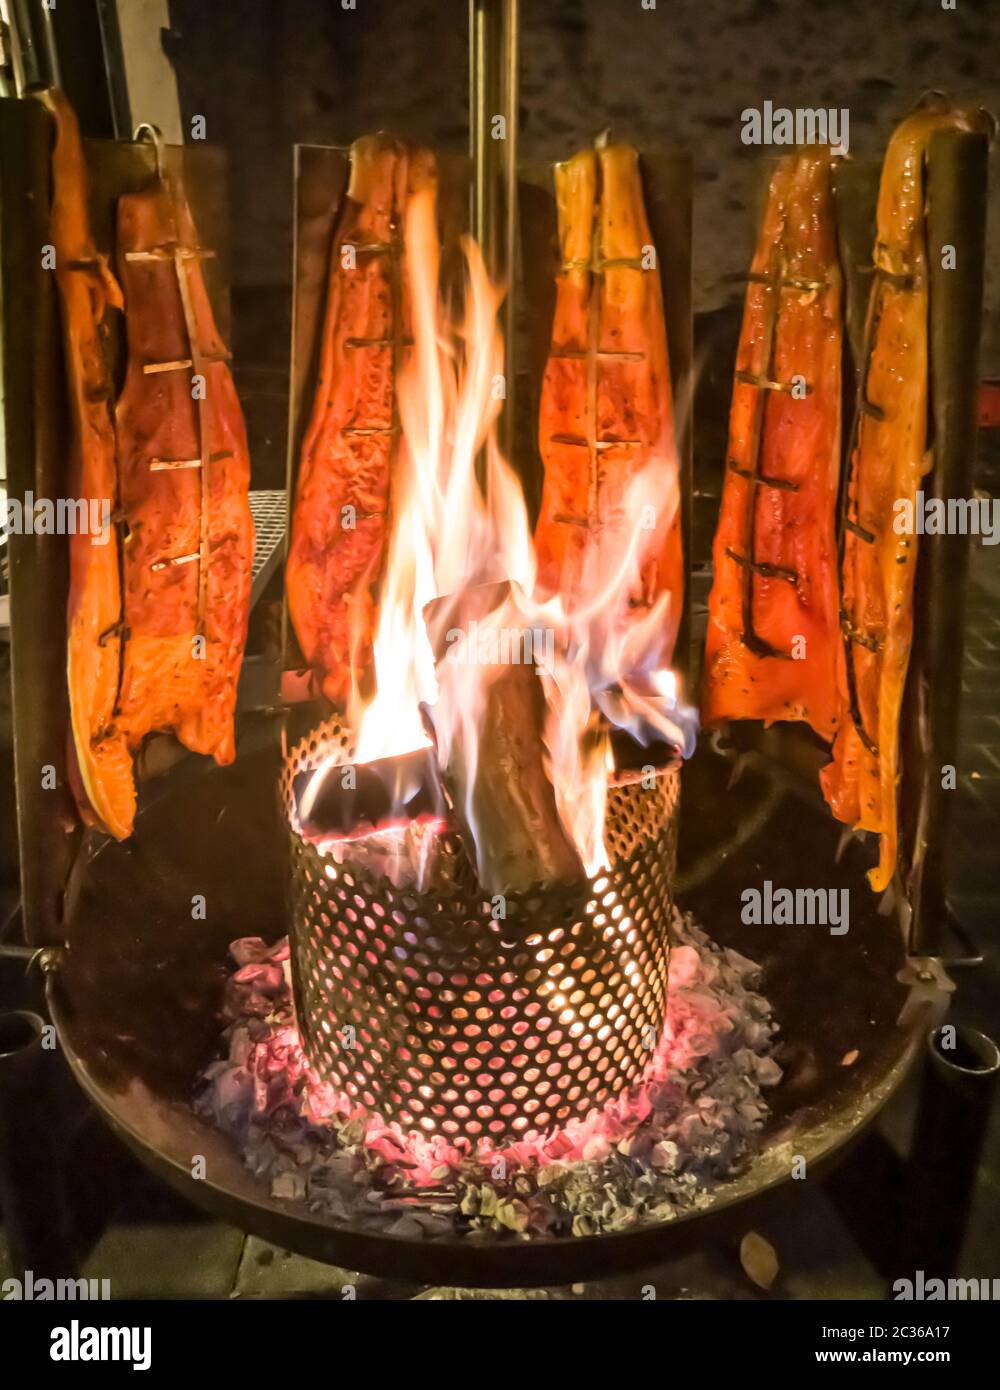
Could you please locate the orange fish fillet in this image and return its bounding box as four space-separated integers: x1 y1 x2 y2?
703 152 843 739
48 90 253 840
820 103 977 891
44 91 134 839
287 136 436 704
534 143 683 666
114 174 254 769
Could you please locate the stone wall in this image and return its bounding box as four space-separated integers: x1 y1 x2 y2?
166 0 1000 370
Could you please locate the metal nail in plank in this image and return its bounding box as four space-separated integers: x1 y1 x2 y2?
845 516 876 543
727 461 800 492
150 552 200 572
549 434 642 448
725 547 798 583
143 359 194 375
735 369 812 395
125 246 216 263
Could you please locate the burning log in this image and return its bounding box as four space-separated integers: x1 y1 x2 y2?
293 745 450 889
294 745 444 838
311 819 448 892
423 582 586 898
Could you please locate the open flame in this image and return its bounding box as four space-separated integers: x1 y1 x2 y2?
334 181 695 874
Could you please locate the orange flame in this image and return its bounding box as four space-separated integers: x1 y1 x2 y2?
350 183 695 873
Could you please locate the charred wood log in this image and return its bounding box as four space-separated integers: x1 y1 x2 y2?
424 582 585 898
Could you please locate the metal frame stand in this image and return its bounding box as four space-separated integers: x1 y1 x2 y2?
825 1023 999 1289
0 1007 78 1278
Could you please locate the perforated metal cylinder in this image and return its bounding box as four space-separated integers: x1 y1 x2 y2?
282 718 679 1146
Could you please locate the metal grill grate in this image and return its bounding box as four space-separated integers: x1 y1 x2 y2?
249 489 287 605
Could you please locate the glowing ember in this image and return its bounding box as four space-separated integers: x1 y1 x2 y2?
196 915 780 1236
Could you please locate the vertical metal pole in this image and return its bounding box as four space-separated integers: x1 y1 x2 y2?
94 0 131 139
95 0 183 145
0 96 78 948
2 0 60 92
469 0 518 467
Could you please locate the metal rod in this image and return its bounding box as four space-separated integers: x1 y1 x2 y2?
734 368 811 395
124 248 216 263
1 97 79 947
469 0 518 467
727 461 800 492
3 0 60 93
143 358 194 375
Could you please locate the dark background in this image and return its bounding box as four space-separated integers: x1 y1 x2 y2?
138 0 1000 501
158 0 1000 351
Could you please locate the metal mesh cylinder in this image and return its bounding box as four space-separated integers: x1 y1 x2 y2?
282 718 679 1146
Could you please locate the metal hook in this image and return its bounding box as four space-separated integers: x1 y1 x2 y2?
134 122 168 183
912 90 950 114
0 942 65 979
976 106 999 146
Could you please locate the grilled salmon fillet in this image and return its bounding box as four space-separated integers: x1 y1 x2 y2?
287 136 437 704
44 91 135 839
703 152 843 739
48 91 253 839
534 143 683 667
821 103 978 891
114 174 254 768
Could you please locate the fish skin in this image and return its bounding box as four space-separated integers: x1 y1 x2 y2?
821 103 976 892
45 91 135 840
703 151 843 741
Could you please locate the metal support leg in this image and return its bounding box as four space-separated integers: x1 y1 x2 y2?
0 1009 78 1278
899 1024 999 1279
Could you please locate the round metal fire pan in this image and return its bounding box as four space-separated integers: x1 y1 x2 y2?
51 739 924 1288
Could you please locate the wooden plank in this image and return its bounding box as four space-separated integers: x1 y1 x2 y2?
900 127 990 955
0 98 231 945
